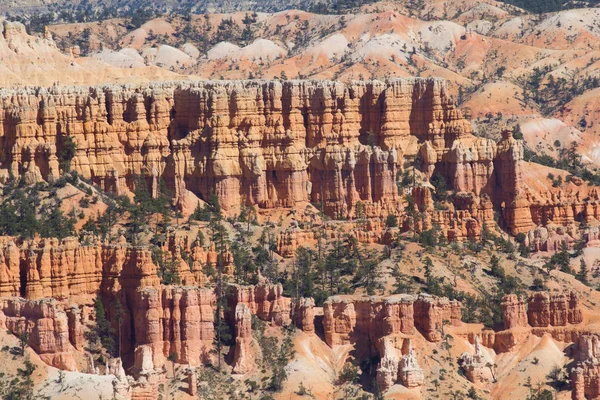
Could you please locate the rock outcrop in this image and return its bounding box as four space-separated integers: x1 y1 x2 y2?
323 294 461 348
376 336 401 392
459 335 494 385
527 291 583 327
232 303 254 374
132 286 215 375
571 334 600 400
413 294 462 342
0 236 167 299
326 295 439 393
0 297 78 370
294 297 315 335
501 294 528 329
226 283 292 326
1 78 598 246
399 339 425 388
107 357 131 398
0 78 551 239
495 292 584 353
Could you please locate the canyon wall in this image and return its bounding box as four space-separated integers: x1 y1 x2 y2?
322 293 461 348
0 78 553 238
2 78 600 245
494 292 584 353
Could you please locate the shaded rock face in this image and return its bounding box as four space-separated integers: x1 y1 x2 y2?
572 334 600 400
527 292 583 328
0 297 78 370
324 295 440 393
132 286 215 375
495 292 584 353
323 294 461 349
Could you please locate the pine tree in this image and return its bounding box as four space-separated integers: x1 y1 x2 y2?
210 216 231 371
93 296 115 356
577 259 589 285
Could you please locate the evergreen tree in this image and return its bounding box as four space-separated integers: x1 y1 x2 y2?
210 216 231 371
350 237 381 295
92 296 115 356
577 259 589 285
58 135 77 172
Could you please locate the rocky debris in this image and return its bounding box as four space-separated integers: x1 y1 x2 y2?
459 335 494 385
232 303 254 374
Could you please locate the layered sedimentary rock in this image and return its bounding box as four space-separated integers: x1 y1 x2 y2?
495 292 584 353
323 294 461 349
165 232 234 283
459 335 494 385
132 286 215 374
325 295 439 393
501 294 528 329
107 357 131 398
571 334 600 400
413 294 462 342
3 78 600 243
0 231 238 354
0 297 78 370
294 297 315 334
527 292 583 328
399 339 425 388
376 336 401 392
187 367 197 396
0 78 540 235
0 236 167 299
226 282 292 326
376 337 425 392
232 303 254 374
